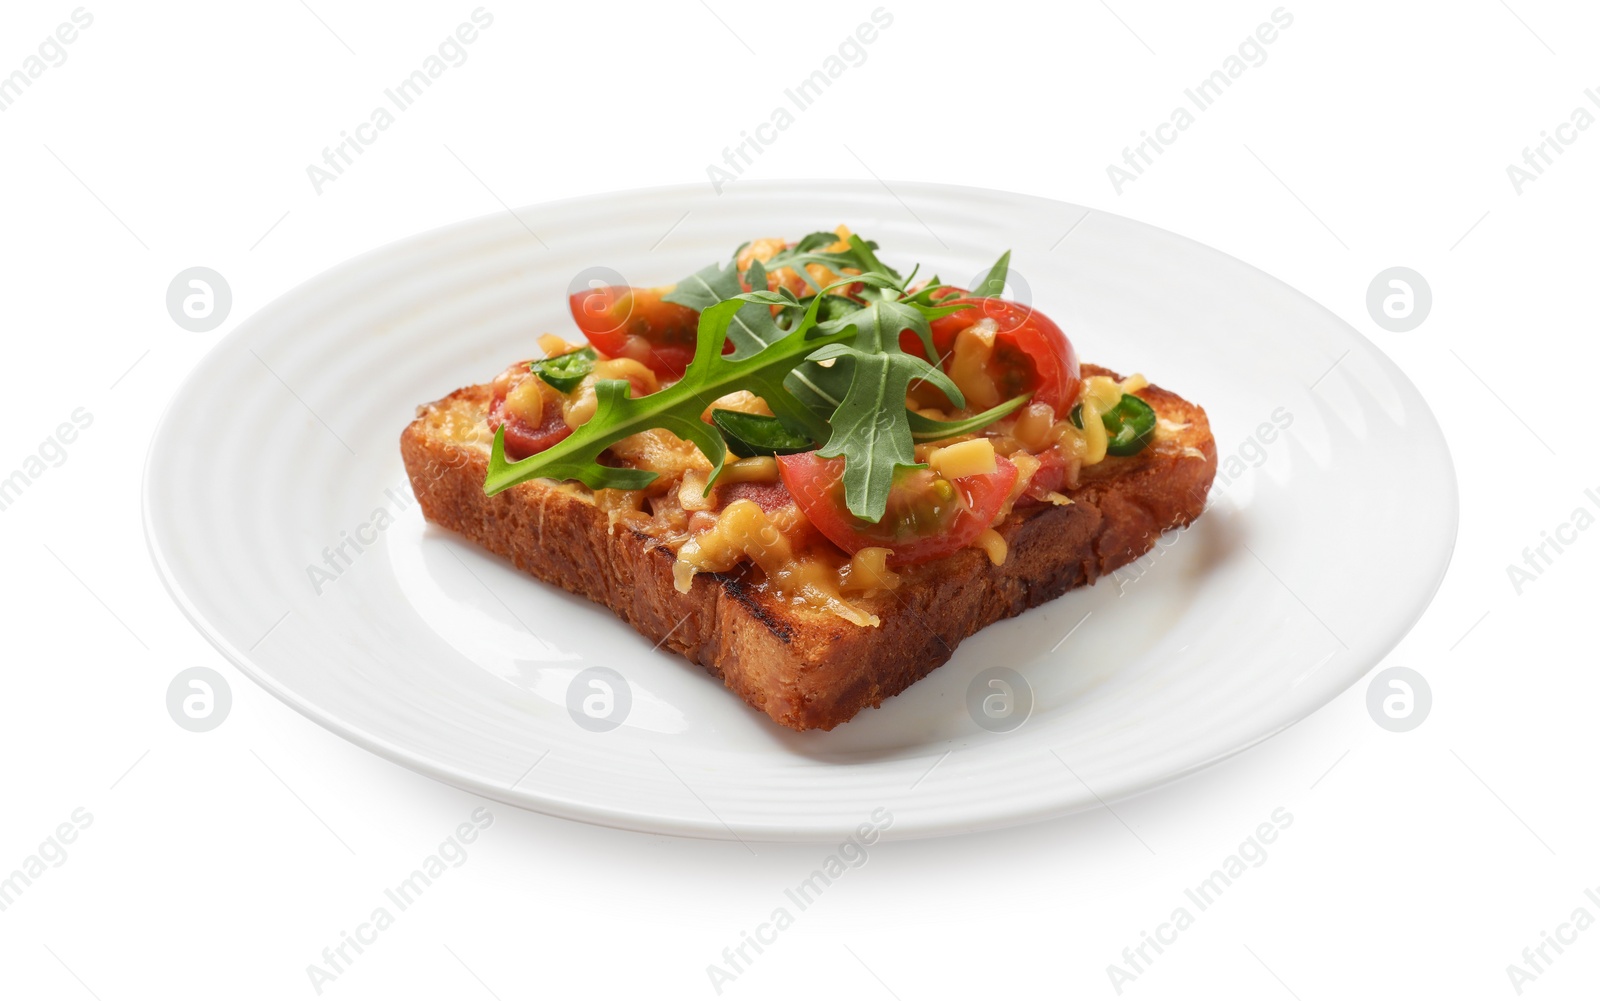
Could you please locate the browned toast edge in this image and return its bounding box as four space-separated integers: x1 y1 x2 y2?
399 366 1217 731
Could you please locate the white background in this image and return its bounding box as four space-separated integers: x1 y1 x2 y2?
2 1 1597 998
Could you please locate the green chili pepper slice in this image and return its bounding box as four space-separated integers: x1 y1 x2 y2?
529 346 597 393
1102 394 1158 456
1069 393 1158 456
710 409 816 457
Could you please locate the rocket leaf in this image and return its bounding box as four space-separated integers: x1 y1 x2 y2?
799 291 965 521
486 235 1015 522
971 249 1011 298
485 291 846 497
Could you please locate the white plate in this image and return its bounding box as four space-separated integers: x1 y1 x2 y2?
144 181 1456 841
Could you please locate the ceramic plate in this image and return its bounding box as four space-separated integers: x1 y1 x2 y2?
144 181 1456 841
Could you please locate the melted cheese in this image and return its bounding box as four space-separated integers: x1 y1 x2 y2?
839 547 900 593
701 390 772 422
929 438 997 479
538 333 580 357
435 404 492 447
672 500 886 627
563 378 598 427
719 456 779 483
1057 375 1125 466
947 318 1002 410
595 357 659 392
593 488 648 530
678 470 715 512
503 376 545 426
1012 401 1057 452
610 427 709 486
973 528 1007 566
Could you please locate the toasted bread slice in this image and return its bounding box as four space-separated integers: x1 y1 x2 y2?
400 365 1216 731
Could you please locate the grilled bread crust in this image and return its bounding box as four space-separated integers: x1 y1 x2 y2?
400 365 1217 731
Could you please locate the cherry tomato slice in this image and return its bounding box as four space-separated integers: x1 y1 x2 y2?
569 285 702 378
902 293 1081 414
777 451 1018 566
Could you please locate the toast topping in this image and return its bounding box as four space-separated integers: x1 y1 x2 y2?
402 227 1219 728
474 230 1171 626
671 499 888 627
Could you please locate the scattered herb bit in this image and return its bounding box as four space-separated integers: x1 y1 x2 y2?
971 250 1011 298
907 394 1029 441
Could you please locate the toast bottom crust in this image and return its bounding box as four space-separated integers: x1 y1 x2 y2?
400 368 1217 731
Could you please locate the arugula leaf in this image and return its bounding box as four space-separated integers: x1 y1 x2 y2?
490 237 1027 524
908 394 1029 441
724 259 794 357
779 293 859 330
844 234 901 284
783 346 852 418
662 258 741 311
807 341 961 521
786 280 935 422
971 250 1011 298
529 346 596 392
760 231 872 292
801 286 966 521
904 280 969 309
485 292 846 497
819 294 935 357
663 255 790 358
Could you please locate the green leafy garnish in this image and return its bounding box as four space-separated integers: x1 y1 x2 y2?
487 236 1016 522
529 346 596 393
781 293 858 329
663 257 787 357
908 394 1030 441
760 231 880 292
840 234 900 282
798 282 965 521
486 292 846 497
711 410 815 457
971 250 1011 298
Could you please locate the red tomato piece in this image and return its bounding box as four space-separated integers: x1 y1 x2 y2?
569 285 703 378
777 451 1018 566
902 293 1081 414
